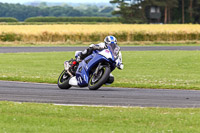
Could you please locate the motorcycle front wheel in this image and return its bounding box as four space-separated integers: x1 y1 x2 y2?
88 66 110 90
57 70 71 89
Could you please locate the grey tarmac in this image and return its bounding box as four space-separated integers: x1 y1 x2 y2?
0 46 200 53
0 80 200 108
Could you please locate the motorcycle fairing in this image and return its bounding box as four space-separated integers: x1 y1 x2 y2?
76 50 114 87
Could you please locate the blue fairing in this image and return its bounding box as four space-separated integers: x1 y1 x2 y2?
76 50 116 87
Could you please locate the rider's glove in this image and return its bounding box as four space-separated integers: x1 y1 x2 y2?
117 63 124 70
90 43 105 50
76 56 81 62
89 44 98 50
93 45 101 50
89 44 96 49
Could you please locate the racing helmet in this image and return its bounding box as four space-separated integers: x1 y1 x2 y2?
104 36 117 45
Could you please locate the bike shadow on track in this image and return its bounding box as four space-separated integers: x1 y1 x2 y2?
67 87 134 92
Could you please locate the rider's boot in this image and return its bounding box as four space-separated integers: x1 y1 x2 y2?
105 73 114 85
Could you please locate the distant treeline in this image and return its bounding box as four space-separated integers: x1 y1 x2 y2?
25 17 121 22
0 2 114 21
0 17 120 23
111 0 200 24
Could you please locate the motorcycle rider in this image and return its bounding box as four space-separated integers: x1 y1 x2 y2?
76 35 123 69
66 35 123 84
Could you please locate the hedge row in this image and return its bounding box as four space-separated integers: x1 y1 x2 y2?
25 17 121 22
0 17 18 22
0 17 121 23
0 32 200 42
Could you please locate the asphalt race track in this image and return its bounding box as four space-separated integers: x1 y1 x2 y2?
0 81 200 108
0 46 200 108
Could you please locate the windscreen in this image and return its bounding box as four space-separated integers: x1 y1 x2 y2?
107 43 120 59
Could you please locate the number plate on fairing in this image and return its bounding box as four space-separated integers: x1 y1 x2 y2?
99 49 112 59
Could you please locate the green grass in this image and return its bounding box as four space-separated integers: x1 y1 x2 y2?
0 51 200 90
0 101 200 133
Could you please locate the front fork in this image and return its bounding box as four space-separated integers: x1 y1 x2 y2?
93 63 101 76
64 61 73 77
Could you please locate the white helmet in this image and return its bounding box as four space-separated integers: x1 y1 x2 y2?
104 36 117 45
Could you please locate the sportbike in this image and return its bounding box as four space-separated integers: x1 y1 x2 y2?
57 43 121 90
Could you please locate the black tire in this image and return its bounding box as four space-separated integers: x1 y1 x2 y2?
88 66 111 90
57 70 71 89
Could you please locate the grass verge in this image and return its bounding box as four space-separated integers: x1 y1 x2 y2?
0 51 200 90
0 101 200 133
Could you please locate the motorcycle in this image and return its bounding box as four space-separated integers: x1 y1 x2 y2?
57 43 121 90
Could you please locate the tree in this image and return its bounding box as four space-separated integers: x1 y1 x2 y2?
182 0 184 23
110 0 144 23
0 2 114 21
166 0 178 23
138 0 178 23
110 0 181 23
193 0 200 23
39 2 47 8
100 6 114 13
189 0 193 21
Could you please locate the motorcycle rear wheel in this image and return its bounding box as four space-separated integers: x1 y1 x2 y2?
57 70 71 89
88 66 110 90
